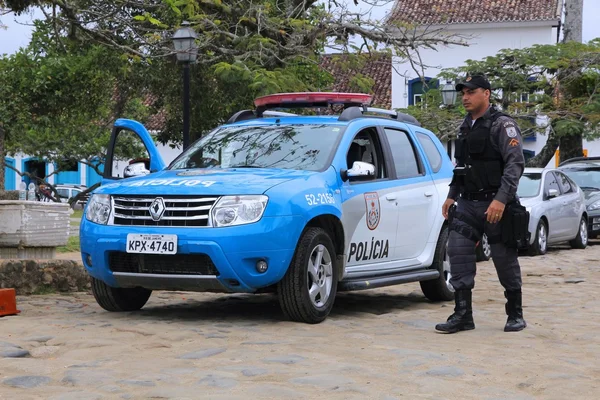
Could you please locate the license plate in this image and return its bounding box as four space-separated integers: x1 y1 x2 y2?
126 234 177 255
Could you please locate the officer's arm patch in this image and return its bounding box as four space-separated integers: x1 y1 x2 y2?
506 126 518 138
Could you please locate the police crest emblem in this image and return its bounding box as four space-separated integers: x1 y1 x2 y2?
364 192 380 230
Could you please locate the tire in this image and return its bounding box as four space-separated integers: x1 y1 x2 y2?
569 217 588 249
277 227 338 324
91 278 152 312
420 224 454 301
527 219 548 256
476 233 492 262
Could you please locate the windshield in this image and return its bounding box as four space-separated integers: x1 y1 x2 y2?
517 173 542 198
169 124 344 171
561 167 600 190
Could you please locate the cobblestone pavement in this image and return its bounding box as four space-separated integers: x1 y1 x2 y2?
1 243 599 400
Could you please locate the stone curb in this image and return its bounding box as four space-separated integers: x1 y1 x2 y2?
0 259 91 295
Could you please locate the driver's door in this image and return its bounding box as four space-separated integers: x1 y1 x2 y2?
103 119 166 184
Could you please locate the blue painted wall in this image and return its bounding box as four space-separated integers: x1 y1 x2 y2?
4 157 16 190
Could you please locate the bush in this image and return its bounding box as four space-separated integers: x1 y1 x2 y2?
0 190 19 200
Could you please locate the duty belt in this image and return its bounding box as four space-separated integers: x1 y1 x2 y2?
460 191 497 201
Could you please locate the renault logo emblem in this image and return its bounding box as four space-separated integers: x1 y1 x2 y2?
149 197 166 221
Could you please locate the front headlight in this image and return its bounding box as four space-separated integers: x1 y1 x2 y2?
211 195 268 227
587 200 600 211
85 194 111 225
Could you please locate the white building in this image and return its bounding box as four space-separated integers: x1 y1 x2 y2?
385 0 598 167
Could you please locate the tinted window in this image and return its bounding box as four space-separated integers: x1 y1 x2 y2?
170 124 343 172
416 132 442 172
517 173 541 198
555 172 573 194
544 172 561 196
561 167 600 190
383 129 421 179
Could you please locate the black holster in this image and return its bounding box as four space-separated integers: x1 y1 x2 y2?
501 201 530 248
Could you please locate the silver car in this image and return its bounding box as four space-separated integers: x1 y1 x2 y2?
518 168 588 255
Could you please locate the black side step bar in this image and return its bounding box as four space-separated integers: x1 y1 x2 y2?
337 269 440 292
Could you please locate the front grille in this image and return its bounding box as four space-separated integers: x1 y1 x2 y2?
109 252 219 276
112 196 218 227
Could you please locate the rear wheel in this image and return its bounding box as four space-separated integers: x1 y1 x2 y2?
277 227 338 324
569 217 588 249
91 278 152 312
528 220 548 256
420 225 454 301
476 233 491 261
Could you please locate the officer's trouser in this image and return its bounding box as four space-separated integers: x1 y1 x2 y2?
448 198 522 291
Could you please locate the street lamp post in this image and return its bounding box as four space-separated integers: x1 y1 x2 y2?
172 21 198 151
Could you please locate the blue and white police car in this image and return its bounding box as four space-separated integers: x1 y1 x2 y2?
81 92 455 323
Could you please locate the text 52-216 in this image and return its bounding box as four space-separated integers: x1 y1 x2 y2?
305 193 335 206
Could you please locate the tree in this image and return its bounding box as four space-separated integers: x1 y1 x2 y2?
400 40 600 168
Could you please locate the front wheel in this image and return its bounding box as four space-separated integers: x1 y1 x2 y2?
528 220 548 256
91 278 152 312
420 224 454 301
476 233 492 262
569 217 588 249
277 227 338 324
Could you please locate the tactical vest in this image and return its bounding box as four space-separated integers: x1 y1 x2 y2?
454 109 508 193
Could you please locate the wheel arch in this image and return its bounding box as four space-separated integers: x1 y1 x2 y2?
305 214 345 274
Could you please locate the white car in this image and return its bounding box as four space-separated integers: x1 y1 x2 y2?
517 168 588 255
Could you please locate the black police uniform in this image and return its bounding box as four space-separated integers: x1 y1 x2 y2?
435 75 527 334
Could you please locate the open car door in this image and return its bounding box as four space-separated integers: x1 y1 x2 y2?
102 119 166 185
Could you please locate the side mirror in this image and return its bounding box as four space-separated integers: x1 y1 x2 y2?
341 161 376 182
547 188 559 199
123 162 150 178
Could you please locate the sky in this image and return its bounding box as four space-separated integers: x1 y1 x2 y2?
0 1 599 56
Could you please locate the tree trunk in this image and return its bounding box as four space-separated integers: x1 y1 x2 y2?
563 0 584 43
525 122 560 167
559 132 584 163
0 125 5 191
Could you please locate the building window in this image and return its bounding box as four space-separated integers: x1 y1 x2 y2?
408 77 436 106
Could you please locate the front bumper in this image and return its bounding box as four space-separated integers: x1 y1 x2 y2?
588 212 600 236
80 215 304 292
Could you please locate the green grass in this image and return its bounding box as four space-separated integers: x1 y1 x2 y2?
57 235 80 253
31 285 56 295
71 209 83 219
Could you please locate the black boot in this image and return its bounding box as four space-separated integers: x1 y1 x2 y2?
435 289 475 333
504 290 527 332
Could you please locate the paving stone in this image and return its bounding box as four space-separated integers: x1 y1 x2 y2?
1 348 30 358
62 370 114 386
24 336 55 343
565 278 585 284
48 392 103 400
247 384 302 398
30 346 60 358
290 374 355 389
424 366 465 377
0 341 21 348
197 375 238 388
178 348 226 359
242 368 268 377
118 379 156 387
3 375 52 388
264 355 306 364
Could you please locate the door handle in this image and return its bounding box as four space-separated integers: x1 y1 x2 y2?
424 192 433 197
385 194 397 201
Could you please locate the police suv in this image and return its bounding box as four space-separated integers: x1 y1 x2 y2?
81 92 455 323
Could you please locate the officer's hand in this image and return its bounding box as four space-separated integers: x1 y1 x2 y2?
485 200 505 224
442 198 456 220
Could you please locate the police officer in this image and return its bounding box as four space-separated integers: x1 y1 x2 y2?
436 74 527 334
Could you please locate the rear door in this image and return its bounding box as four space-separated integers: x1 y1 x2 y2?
103 119 166 185
554 171 582 239
381 127 438 261
543 171 565 241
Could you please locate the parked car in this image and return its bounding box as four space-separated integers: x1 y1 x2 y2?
517 168 588 255
80 92 457 323
558 156 600 239
56 184 89 207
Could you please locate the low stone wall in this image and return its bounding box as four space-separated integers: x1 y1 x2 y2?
0 259 90 295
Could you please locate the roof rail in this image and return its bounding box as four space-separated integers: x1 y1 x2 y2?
338 106 421 126
558 156 600 167
226 110 299 124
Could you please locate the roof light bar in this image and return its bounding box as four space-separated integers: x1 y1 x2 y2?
254 92 373 109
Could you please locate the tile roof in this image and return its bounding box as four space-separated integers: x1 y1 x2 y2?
319 53 392 109
387 0 562 26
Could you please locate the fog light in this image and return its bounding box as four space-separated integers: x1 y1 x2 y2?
593 224 600 231
256 260 268 273
593 217 600 224
85 254 92 267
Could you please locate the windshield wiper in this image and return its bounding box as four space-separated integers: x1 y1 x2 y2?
230 165 263 168
579 186 600 191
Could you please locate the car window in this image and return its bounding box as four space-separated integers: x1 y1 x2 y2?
561 167 600 191
346 127 387 180
383 128 422 179
57 189 69 199
416 132 442 172
555 172 573 194
517 173 541 198
544 172 561 197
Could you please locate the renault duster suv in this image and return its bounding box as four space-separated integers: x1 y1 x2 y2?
81 92 455 323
